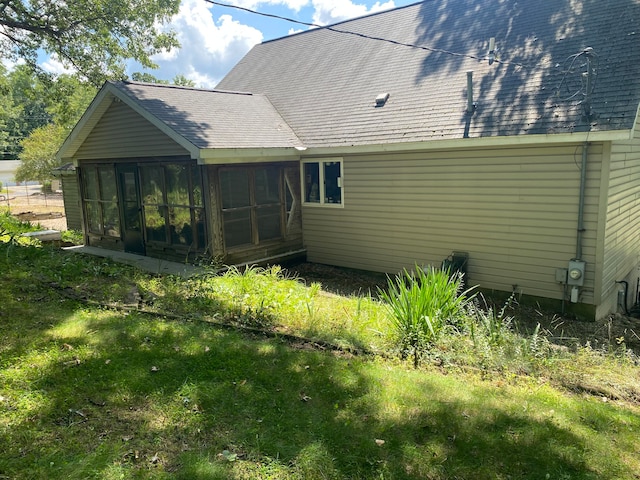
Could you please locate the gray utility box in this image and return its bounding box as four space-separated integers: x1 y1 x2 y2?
567 259 586 286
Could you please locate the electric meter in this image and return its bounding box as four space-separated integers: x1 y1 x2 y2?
567 260 586 286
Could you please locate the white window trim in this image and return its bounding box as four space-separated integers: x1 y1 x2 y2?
301 157 344 208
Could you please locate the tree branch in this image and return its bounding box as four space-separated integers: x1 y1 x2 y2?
1 17 65 38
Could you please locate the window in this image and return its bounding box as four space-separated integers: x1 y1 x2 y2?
81 165 120 237
139 163 206 251
303 158 343 206
220 166 285 249
220 169 253 248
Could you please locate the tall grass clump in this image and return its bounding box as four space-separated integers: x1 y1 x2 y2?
453 294 556 374
216 264 306 328
379 265 474 368
468 293 515 347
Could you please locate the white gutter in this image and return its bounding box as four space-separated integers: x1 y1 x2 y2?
300 129 632 157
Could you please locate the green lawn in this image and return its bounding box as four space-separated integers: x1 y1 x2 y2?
1 215 640 479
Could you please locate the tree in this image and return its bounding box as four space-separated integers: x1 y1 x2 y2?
0 67 96 162
1 70 96 182
0 64 16 160
0 0 181 85
0 64 51 160
131 72 170 85
171 74 196 87
43 74 97 128
15 122 66 184
131 72 196 87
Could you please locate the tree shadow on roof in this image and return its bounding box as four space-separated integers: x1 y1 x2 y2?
412 0 640 137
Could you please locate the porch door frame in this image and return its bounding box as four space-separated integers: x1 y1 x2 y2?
116 164 145 255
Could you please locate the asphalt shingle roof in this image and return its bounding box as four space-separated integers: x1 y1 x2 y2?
110 81 304 150
216 0 640 148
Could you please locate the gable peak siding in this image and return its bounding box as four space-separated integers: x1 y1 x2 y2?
302 143 603 304
75 102 189 160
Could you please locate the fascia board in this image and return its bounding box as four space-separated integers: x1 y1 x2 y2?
302 130 633 157
198 148 303 164
56 86 114 162
630 102 640 140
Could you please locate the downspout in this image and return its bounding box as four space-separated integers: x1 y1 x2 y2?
576 142 588 260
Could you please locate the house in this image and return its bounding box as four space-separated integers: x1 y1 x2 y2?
57 0 640 319
52 163 82 231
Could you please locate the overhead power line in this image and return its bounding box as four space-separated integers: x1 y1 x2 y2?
203 0 527 68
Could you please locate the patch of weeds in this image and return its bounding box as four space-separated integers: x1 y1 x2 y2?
216 265 307 329
0 209 40 235
60 229 83 245
468 293 515 347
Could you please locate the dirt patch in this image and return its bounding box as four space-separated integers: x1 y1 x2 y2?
285 262 388 298
2 191 67 231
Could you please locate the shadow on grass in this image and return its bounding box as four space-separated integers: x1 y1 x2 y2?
1 243 638 479
3 302 637 480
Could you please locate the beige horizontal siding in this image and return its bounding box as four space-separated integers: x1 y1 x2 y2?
602 122 640 308
75 102 189 159
302 144 603 303
61 175 82 231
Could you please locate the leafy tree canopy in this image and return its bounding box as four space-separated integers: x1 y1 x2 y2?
132 71 196 87
14 122 66 183
0 64 51 160
0 67 96 161
13 72 95 181
0 0 181 85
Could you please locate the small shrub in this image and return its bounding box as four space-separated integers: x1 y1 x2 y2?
379 265 474 368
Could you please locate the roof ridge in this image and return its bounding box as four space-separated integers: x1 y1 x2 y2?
261 0 425 44
113 80 254 96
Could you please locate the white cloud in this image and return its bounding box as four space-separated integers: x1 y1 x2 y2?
183 66 218 89
151 0 263 87
232 0 309 12
311 0 395 25
1 56 25 71
40 55 76 76
129 0 400 87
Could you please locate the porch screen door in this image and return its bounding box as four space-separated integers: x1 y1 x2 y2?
117 165 145 255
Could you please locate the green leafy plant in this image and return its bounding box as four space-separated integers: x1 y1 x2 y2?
60 229 83 245
468 293 515 346
379 265 474 368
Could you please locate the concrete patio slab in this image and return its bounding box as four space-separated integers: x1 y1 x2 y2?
63 245 202 277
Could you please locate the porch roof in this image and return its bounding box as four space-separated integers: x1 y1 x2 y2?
57 81 305 163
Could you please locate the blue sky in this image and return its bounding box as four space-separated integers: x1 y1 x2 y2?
41 0 417 88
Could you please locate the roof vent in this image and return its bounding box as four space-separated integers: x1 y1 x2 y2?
488 37 496 65
375 92 390 107
466 71 476 113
